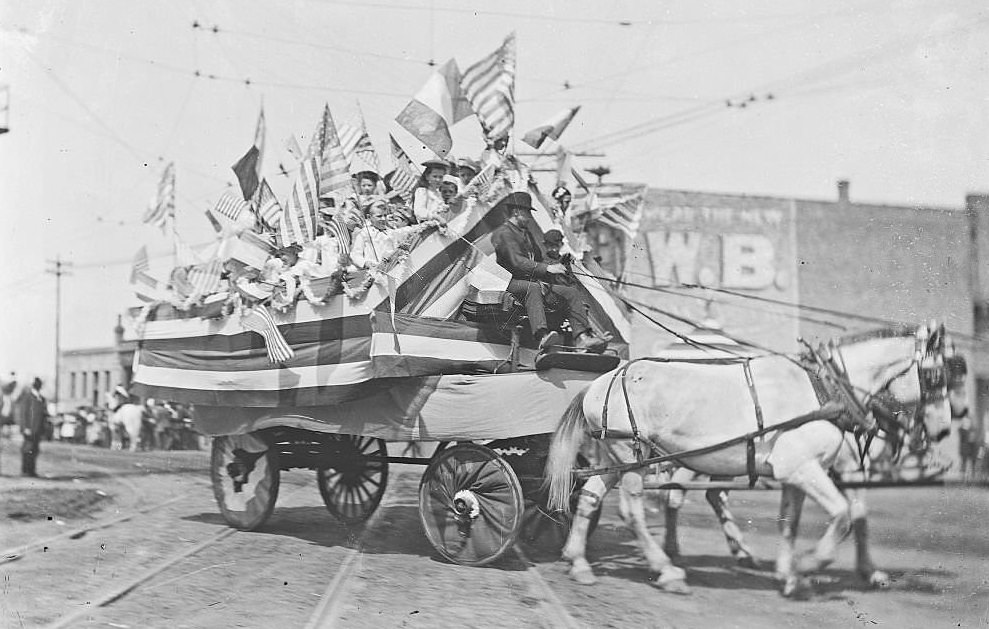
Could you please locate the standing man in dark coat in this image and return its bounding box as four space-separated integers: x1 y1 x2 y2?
491 192 607 352
15 377 48 477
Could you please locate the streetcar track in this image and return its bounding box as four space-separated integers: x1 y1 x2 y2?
39 479 316 629
513 543 585 629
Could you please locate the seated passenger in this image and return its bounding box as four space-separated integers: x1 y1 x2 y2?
346 170 380 215
491 192 607 353
412 159 450 223
350 201 418 269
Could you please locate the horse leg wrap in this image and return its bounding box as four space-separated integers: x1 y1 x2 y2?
576 489 601 518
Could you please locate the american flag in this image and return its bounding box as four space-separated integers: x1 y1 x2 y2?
307 105 351 200
590 184 648 241
143 162 175 231
462 162 496 198
213 190 249 223
255 179 282 230
188 258 223 296
388 134 420 203
339 113 380 174
130 245 155 286
460 33 516 142
324 216 352 257
279 156 321 246
240 304 295 364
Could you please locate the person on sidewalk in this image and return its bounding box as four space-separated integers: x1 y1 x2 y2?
15 377 48 477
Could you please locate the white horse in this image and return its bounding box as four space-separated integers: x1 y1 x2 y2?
544 324 953 596
109 390 147 452
655 347 969 589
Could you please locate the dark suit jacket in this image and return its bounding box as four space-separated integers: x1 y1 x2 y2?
15 388 48 434
491 221 549 281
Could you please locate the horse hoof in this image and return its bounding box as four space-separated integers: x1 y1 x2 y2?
736 556 760 570
781 576 809 598
868 570 891 589
654 579 691 595
570 567 597 585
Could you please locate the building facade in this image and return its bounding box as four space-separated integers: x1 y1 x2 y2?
598 181 986 467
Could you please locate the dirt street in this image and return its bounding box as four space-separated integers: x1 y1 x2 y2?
1 438 987 628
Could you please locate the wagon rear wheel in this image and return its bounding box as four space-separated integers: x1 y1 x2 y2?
317 435 389 524
210 433 280 531
419 443 525 566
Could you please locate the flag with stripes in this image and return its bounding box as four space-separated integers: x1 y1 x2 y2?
590 184 648 241
460 33 517 142
307 105 352 200
462 162 496 198
325 216 352 257
279 155 321 246
388 134 420 203
256 179 282 230
130 245 154 286
396 59 471 158
213 190 249 223
143 163 175 231
188 258 223 296
338 113 381 175
240 305 295 364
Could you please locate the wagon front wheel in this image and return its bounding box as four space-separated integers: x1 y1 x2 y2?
210 433 280 531
419 443 525 566
317 435 389 524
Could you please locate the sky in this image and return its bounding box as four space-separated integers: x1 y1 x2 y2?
1 0 988 382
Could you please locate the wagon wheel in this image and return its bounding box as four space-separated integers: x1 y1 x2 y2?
210 433 280 531
317 435 388 524
517 453 600 558
419 443 525 566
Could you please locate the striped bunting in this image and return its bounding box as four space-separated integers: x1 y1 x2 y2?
590 184 647 240
239 304 295 364
279 156 321 246
388 134 420 203
213 190 249 223
256 179 282 230
460 33 516 142
142 162 175 231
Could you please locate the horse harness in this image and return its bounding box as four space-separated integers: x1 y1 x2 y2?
580 343 935 484
585 356 845 486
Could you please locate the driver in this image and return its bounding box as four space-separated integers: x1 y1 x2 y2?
491 192 607 353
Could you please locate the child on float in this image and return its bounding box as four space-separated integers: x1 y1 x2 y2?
412 158 450 223
346 170 381 215
351 199 426 269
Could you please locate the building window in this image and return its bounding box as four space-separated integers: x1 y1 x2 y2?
92 371 99 406
103 371 111 405
81 372 88 399
70 372 77 399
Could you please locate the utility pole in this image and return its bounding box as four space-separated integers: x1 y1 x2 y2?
587 165 611 184
45 256 72 411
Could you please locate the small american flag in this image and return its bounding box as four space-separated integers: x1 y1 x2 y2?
388 134 420 203
279 156 321 246
130 245 155 286
188 258 223 296
324 216 352 257
308 105 351 199
460 33 516 142
213 191 249 223
591 184 648 241
462 162 496 198
255 179 282 230
240 304 294 364
143 162 175 231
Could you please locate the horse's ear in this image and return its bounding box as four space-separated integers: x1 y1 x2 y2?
926 322 945 356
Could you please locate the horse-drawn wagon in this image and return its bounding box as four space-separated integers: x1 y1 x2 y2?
131 178 627 566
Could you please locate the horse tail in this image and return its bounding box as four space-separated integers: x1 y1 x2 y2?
544 388 590 513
